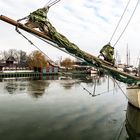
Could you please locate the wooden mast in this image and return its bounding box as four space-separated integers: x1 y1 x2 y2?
0 15 140 81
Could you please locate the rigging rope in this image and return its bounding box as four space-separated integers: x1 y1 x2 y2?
37 36 86 62
110 77 138 107
45 0 61 8
15 26 59 66
114 118 126 140
46 0 53 5
80 78 126 97
109 0 131 43
113 0 140 47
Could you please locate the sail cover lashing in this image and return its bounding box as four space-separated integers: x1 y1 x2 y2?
0 4 140 84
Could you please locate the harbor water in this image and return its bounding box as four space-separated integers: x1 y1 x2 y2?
0 75 134 140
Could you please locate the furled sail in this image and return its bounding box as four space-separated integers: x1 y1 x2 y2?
0 7 140 84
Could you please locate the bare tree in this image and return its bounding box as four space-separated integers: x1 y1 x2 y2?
2 50 9 60
8 49 18 60
1 49 18 61
17 50 28 66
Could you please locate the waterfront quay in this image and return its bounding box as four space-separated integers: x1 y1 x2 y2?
0 71 59 79
0 72 42 78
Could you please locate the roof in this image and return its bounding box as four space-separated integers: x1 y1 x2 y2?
6 56 16 62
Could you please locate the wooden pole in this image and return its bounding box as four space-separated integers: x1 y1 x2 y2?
0 15 140 81
0 15 52 42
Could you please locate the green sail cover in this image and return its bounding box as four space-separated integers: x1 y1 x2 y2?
26 7 140 84
100 44 115 64
27 7 80 55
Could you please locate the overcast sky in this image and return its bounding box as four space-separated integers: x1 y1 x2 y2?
0 0 140 65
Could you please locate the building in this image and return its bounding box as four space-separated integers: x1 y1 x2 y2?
0 56 29 72
42 63 59 75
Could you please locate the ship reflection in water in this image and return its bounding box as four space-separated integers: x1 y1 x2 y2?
125 103 140 140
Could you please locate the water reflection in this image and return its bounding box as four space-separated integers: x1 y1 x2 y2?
85 76 106 87
3 78 50 98
2 75 118 97
0 74 127 140
5 82 18 94
28 80 50 98
58 75 108 91
58 75 78 89
60 80 76 89
125 103 140 140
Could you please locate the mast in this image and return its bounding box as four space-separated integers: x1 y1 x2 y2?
138 58 140 77
129 50 130 66
126 43 129 66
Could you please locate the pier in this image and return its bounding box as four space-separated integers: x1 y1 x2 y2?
0 72 42 78
0 72 58 79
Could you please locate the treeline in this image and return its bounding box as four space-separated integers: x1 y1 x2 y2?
0 49 48 68
0 49 76 68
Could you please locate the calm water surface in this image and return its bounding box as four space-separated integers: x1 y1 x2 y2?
0 75 132 140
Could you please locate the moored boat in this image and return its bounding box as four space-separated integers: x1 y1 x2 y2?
126 83 140 108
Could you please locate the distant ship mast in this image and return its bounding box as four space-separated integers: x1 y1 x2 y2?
138 59 140 77
126 43 131 66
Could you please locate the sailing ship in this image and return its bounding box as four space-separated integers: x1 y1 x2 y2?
0 0 140 108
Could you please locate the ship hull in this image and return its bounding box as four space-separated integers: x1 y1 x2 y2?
126 84 140 108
